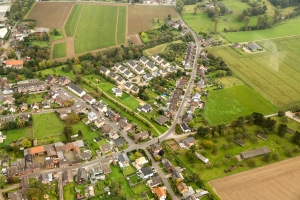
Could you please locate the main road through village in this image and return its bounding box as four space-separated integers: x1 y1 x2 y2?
0 5 203 200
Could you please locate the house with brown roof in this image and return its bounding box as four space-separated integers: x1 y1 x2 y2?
17 79 45 93
58 76 71 86
162 158 174 173
155 115 169 126
5 60 23 69
59 159 69 168
118 119 132 131
102 124 112 133
29 163 41 173
147 176 162 188
177 182 189 194
82 94 96 105
100 144 112 154
134 131 149 142
45 158 54 169
94 118 105 128
151 187 167 200
19 103 28 112
106 110 119 122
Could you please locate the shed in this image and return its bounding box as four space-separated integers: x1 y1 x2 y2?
240 147 270 159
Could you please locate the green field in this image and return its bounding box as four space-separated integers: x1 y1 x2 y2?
40 65 75 80
143 40 182 56
26 93 44 104
222 17 300 42
117 6 126 45
210 37 300 109
4 128 32 145
203 85 277 125
64 4 83 37
32 113 64 138
31 40 50 48
50 28 64 41
53 42 66 59
74 5 126 54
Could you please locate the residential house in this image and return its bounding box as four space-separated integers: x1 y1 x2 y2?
3 96 14 105
106 110 119 122
162 158 173 172
160 60 170 68
45 75 57 85
58 76 71 86
77 167 88 183
5 60 23 69
88 112 97 121
143 73 153 81
118 118 132 131
62 169 73 186
0 132 6 143
155 115 169 126
131 86 139 94
109 131 119 140
114 137 123 147
247 43 262 52
151 54 159 62
169 66 176 73
114 62 123 70
182 137 195 148
151 143 163 155
145 61 157 72
82 94 96 105
29 163 41 173
118 66 127 74
102 164 111 174
9 105 17 113
116 76 125 85
38 173 50 184
180 123 191 133
140 56 149 65
152 70 161 77
160 68 169 77
108 71 118 80
147 176 162 188
124 82 133 91
165 109 175 119
134 66 145 75
134 157 148 169
58 109 71 119
151 187 167 200
100 144 112 154
20 103 28 112
123 70 133 79
90 165 105 180
182 186 196 199
118 153 130 167
199 65 207 77
137 104 152 113
139 166 154 179
31 102 39 110
100 66 110 75
177 182 189 194
112 87 122 97
172 168 184 182
101 124 112 133
187 106 196 114
67 83 86 97
94 102 107 113
94 118 105 128
182 113 193 123
17 79 45 93
35 27 50 35
134 131 149 142
42 100 51 109
59 159 69 168
45 158 54 169
80 151 92 161
127 60 138 70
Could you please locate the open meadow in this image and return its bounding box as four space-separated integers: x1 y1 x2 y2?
53 42 67 59
203 85 277 125
32 113 64 138
209 36 300 109
26 2 74 27
222 17 300 42
210 156 300 200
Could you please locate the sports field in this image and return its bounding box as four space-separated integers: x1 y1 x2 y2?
53 42 67 58
74 5 125 54
210 156 300 200
222 17 300 43
210 36 300 109
203 85 277 125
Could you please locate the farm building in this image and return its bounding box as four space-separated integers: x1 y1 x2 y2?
246 43 263 52
0 27 7 38
240 147 270 159
35 27 50 36
195 152 209 164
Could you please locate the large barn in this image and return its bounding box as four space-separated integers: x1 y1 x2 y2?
240 147 270 159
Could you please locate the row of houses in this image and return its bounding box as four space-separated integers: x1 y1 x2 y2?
182 42 196 69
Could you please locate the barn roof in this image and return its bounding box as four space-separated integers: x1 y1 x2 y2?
240 147 270 159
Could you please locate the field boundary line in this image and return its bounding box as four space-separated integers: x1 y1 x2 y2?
115 6 120 45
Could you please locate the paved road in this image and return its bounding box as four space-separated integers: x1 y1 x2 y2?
285 111 300 123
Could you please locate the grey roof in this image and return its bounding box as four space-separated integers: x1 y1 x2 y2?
100 66 108 73
67 83 84 94
181 123 190 131
119 66 126 72
135 66 143 72
127 60 136 67
240 147 270 159
131 86 139 92
247 43 262 50
108 71 117 78
155 115 169 125
161 60 168 65
124 70 131 76
118 153 129 163
80 151 92 159
114 138 123 147
77 167 88 182
140 56 148 63
143 73 153 79
183 137 194 144
114 62 121 68
146 61 155 68
106 110 117 119
141 166 153 176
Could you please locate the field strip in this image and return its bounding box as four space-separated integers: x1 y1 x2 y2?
74 4 85 39
115 6 120 45
61 3 75 38
126 5 128 46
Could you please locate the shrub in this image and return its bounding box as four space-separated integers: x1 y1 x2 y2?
246 159 256 167
272 152 279 160
261 154 270 162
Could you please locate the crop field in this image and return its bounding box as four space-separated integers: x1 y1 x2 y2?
210 36 300 109
26 2 74 27
210 156 300 200
117 6 126 45
222 17 300 43
64 4 83 37
74 5 125 54
128 5 178 35
203 85 277 125
53 42 66 58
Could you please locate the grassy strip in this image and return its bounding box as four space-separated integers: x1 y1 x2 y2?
117 6 126 45
50 28 64 41
53 42 67 59
64 4 83 37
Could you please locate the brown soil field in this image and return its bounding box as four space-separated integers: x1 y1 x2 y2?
210 156 300 200
165 140 180 151
128 5 178 35
127 34 143 46
27 2 74 28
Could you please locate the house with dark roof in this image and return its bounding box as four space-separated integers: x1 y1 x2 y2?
145 61 157 72
127 60 138 70
118 66 127 74
162 158 174 172
62 169 73 186
101 124 112 133
151 143 163 155
100 144 112 154
143 73 153 81
112 87 123 97
58 76 71 86
118 119 132 131
137 104 152 113
247 43 263 52
180 123 191 133
155 115 169 126
118 153 130 167
124 69 133 79
67 83 86 97
77 167 88 183
100 66 110 75
114 137 123 147
131 86 139 94
240 147 270 159
114 62 122 70
140 56 149 65
80 151 92 161
134 131 149 142
106 110 119 122
134 66 145 75
116 76 125 85
139 166 154 179
147 176 162 188
160 60 170 68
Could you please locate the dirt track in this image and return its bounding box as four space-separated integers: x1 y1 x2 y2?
210 156 300 200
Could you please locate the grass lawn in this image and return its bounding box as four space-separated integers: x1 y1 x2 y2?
132 184 154 199
26 93 45 104
203 85 277 125
32 113 64 138
50 28 64 41
143 40 182 56
140 32 150 43
64 4 83 37
117 6 126 44
74 5 119 54
123 165 136 176
215 76 244 88
110 166 134 198
53 42 67 59
31 40 50 48
63 182 75 200
3 128 32 145
271 116 300 131
40 65 75 80
129 174 140 183
222 17 300 43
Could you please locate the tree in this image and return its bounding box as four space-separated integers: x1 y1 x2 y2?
26 179 45 200
247 159 256 167
273 6 282 23
0 174 5 189
203 139 213 149
211 144 218 155
243 16 250 30
192 173 200 182
214 17 219 33
53 29 59 35
65 113 80 124
176 0 184 14
262 153 270 162
78 130 83 138
158 149 164 157
75 75 82 84
63 125 73 142
197 126 211 137
193 6 198 15
277 123 287 137
291 131 300 145
278 110 285 117
167 14 171 20
21 138 32 148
